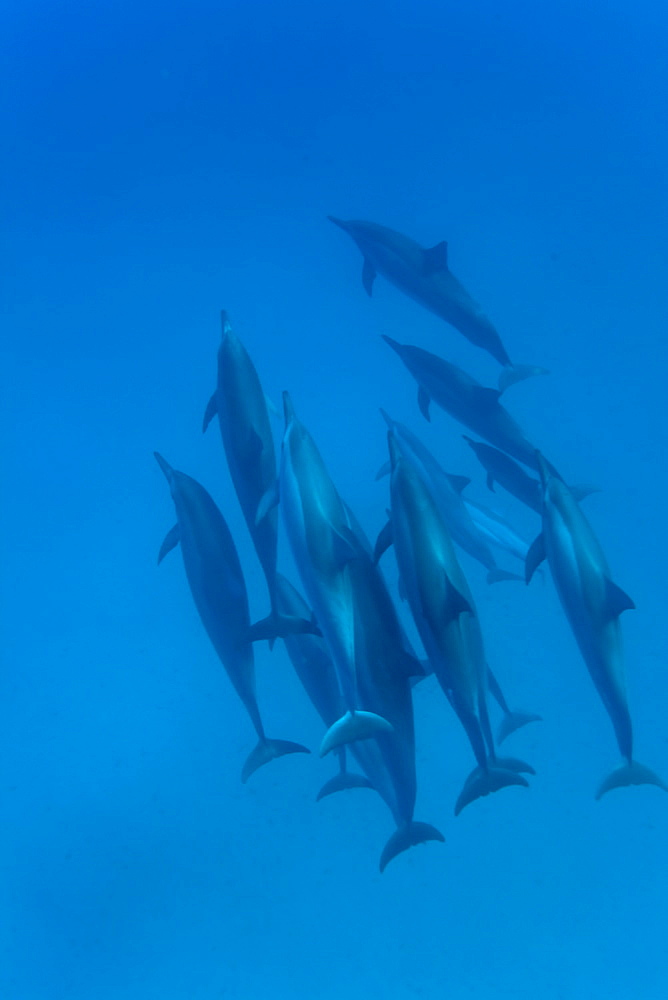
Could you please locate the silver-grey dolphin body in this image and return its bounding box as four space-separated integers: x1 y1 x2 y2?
271 393 393 755
526 455 666 799
386 432 531 813
329 217 511 366
203 312 314 640
154 453 309 782
383 336 550 475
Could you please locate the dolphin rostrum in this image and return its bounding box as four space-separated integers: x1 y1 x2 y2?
329 216 545 390
526 453 666 799
154 453 309 782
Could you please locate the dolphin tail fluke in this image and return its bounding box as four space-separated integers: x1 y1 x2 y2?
571 483 601 502
454 766 529 816
497 710 543 745
595 760 668 800
247 613 321 645
379 822 445 873
241 738 310 784
486 568 523 584
319 710 394 757
316 772 375 801
498 365 550 394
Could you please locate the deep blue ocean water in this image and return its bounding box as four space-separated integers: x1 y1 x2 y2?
3 2 667 997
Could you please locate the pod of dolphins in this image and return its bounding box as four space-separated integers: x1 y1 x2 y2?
154 216 666 872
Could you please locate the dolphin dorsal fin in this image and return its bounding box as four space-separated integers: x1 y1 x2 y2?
525 532 546 584
362 258 376 296
445 474 471 494
373 519 393 564
423 241 448 275
444 578 473 620
603 579 635 620
418 385 432 421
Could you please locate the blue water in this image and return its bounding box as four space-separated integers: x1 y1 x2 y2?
3 2 667 997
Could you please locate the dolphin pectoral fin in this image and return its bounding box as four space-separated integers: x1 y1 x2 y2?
157 524 180 564
492 755 535 776
319 711 394 757
443 578 473 620
496 710 543 745
422 240 448 275
331 525 361 569
255 480 280 525
525 533 546 584
486 472 496 492
373 520 393 564
362 257 376 296
246 613 321 644
241 738 310 783
454 766 529 816
379 822 445 873
498 365 550 394
596 760 668 800
316 772 375 801
486 568 523 584
602 579 635 621
202 391 218 432
418 386 431 421
375 459 391 481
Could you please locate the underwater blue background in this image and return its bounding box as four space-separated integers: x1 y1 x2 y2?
3 1 667 996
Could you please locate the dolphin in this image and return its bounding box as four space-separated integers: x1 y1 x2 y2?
260 392 393 755
328 216 545 390
203 311 314 641
386 431 531 812
375 411 522 583
525 453 666 798
345 517 445 870
382 336 554 475
154 453 309 782
463 436 598 514
277 572 444 870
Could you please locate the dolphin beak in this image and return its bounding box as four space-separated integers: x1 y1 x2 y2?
327 215 349 232
381 334 402 354
154 452 174 483
379 408 393 429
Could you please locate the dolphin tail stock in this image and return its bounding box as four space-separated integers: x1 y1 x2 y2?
316 772 375 801
246 612 321 646
498 364 550 394
241 738 311 784
319 710 394 758
454 765 529 816
379 821 445 873
595 759 668 800
496 710 543 745
486 568 524 584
